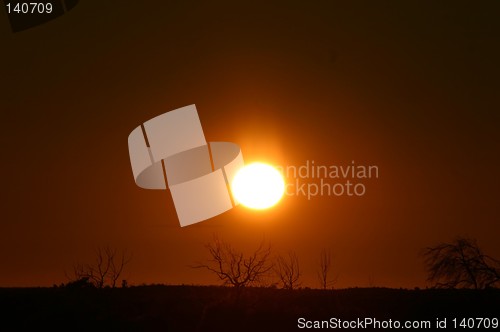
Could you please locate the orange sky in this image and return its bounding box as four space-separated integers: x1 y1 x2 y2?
1 1 499 288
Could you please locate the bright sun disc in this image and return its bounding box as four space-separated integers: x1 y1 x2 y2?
231 163 285 209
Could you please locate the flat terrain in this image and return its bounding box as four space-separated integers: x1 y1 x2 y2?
0 286 498 331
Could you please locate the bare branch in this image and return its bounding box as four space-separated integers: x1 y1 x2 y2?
274 251 301 290
109 248 132 288
192 234 273 288
68 246 132 288
317 248 335 289
422 237 500 289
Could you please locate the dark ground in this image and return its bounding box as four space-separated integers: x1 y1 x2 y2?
0 286 498 331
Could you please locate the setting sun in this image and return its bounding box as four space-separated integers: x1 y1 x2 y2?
231 163 285 209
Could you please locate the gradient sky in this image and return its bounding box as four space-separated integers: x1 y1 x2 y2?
1 1 499 288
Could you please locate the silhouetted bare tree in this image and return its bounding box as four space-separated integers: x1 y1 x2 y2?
109 248 131 288
318 248 335 289
274 251 301 289
423 237 500 289
70 246 132 288
193 235 273 288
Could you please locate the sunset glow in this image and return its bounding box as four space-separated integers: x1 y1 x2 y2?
231 163 285 209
